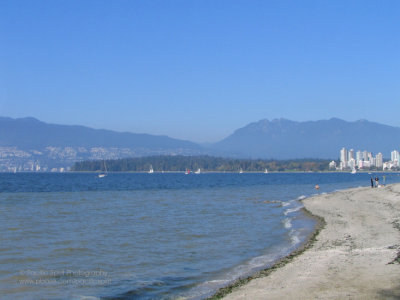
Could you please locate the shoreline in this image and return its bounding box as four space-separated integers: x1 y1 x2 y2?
4 170 400 174
207 201 326 299
209 184 400 299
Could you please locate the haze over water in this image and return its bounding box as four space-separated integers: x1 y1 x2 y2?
1 172 399 299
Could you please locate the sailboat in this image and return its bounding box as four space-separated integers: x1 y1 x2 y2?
195 168 201 174
185 169 191 175
264 168 268 174
148 165 154 174
351 167 357 174
98 160 107 178
239 168 243 174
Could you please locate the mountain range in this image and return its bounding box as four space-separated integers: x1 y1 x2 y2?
1 116 400 171
213 118 400 159
0 116 201 151
0 116 204 171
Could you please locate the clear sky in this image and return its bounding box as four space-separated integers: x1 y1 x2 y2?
1 0 399 143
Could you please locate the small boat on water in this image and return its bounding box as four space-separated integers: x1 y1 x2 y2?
195 168 201 174
149 165 154 174
98 160 108 178
185 169 191 175
264 168 268 174
239 168 243 174
351 168 357 174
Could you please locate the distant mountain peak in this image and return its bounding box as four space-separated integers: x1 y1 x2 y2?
17 117 41 123
212 117 400 159
271 118 293 123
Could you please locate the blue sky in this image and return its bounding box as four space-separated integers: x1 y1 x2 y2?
1 0 399 142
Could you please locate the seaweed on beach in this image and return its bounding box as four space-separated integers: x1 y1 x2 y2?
392 252 400 264
389 220 400 264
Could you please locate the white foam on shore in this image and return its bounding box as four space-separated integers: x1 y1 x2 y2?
185 212 308 299
182 193 322 299
283 218 292 229
185 246 292 300
284 206 303 215
283 195 306 207
289 230 301 245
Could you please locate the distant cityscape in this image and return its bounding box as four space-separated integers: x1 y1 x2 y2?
0 146 193 172
0 146 116 172
1 144 400 173
331 147 400 171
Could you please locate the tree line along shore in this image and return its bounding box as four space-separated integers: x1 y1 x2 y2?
71 155 337 172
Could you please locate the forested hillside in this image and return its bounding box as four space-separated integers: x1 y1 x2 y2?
71 155 332 172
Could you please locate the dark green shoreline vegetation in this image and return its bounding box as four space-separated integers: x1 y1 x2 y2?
71 155 333 172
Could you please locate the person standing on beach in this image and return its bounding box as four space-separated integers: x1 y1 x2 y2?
375 176 379 187
370 177 374 188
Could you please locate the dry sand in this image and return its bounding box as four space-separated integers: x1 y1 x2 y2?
221 184 400 299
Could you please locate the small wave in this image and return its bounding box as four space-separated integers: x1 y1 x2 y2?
297 195 306 200
76 296 101 300
284 206 303 215
281 202 290 207
207 279 229 284
289 230 301 245
283 218 292 229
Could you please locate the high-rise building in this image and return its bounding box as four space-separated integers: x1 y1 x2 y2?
348 149 355 161
363 150 368 161
391 150 399 161
376 153 383 168
340 147 348 169
391 150 400 167
356 151 362 163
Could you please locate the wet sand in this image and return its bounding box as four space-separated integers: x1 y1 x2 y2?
219 184 400 299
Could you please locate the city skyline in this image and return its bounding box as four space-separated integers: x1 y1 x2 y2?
338 147 400 171
1 1 400 142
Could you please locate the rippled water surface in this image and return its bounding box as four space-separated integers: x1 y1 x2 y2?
1 172 399 299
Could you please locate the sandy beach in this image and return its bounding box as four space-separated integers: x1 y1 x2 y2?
218 184 400 299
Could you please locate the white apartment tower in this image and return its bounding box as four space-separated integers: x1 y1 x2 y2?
391 150 400 167
340 147 348 169
363 150 368 161
348 149 355 160
375 153 383 168
356 151 362 163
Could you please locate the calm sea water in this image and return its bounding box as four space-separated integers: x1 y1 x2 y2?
1 172 399 299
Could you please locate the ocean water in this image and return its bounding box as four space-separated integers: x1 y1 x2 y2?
1 172 399 299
